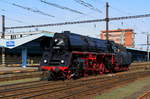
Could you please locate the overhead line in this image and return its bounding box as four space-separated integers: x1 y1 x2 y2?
74 0 102 13
5 13 150 29
40 0 85 15
5 19 105 29
12 3 55 18
110 6 132 15
0 8 5 11
109 14 150 21
0 0 55 18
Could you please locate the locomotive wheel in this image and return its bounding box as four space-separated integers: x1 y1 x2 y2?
72 72 80 80
104 57 112 70
47 71 54 81
99 63 105 74
65 71 80 80
66 73 72 80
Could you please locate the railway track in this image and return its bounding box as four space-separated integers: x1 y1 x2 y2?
129 62 150 71
0 71 43 82
0 62 149 91
0 62 149 83
137 90 150 99
0 62 149 99
0 69 150 99
131 62 150 66
22 71 150 99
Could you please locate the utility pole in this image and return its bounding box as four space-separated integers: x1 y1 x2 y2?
105 2 109 40
142 32 150 61
147 34 149 61
1 15 5 66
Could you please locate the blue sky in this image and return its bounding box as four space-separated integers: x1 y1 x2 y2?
0 0 150 50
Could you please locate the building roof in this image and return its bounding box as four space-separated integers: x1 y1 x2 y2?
126 47 147 52
101 29 133 33
0 31 54 49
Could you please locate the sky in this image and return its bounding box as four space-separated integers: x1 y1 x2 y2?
0 0 150 50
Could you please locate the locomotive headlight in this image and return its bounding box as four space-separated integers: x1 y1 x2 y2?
61 60 64 63
44 59 48 63
54 39 58 42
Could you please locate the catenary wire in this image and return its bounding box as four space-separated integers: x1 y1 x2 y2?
74 0 102 13
0 0 55 18
40 0 86 15
5 13 150 29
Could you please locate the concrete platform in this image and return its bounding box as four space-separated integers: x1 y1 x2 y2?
0 67 38 75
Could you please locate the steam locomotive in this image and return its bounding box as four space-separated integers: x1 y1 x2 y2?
40 31 132 80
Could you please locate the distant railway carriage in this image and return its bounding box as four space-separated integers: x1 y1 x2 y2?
40 31 132 80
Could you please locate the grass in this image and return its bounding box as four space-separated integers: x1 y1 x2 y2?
93 76 150 99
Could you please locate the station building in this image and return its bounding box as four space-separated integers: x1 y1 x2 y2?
0 31 54 67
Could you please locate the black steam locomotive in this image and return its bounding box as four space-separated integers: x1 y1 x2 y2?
40 31 132 80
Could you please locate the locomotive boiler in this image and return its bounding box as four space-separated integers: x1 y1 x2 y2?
40 31 132 80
